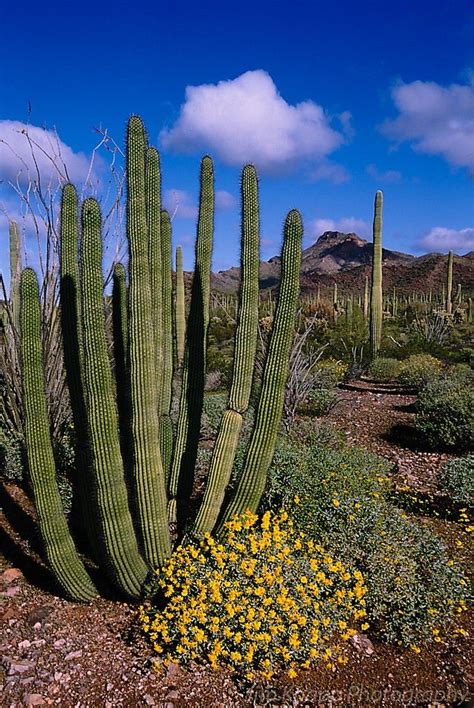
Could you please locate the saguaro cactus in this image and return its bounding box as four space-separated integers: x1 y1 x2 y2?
446 250 453 315
20 267 97 602
369 190 383 358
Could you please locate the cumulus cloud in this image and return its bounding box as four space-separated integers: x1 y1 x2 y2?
419 226 474 253
0 120 92 185
307 217 371 244
366 163 402 183
382 78 474 172
309 161 350 184
160 70 347 173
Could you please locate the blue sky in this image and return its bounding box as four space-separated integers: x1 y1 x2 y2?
1 0 474 279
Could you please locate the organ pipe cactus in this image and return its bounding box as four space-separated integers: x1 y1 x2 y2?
175 245 185 366
369 190 383 358
9 221 21 332
18 115 303 601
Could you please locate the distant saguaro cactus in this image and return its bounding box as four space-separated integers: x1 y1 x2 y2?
446 251 453 315
369 190 383 358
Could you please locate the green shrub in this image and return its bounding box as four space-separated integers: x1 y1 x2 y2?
264 437 467 645
0 428 26 482
415 375 474 451
397 354 443 390
367 358 401 382
438 455 474 507
305 387 338 416
313 358 348 387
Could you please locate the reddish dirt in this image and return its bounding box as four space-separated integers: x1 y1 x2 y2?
1 389 472 707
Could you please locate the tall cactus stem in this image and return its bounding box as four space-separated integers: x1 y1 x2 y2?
175 245 186 367
446 251 453 315
126 116 171 566
191 164 260 537
80 197 148 597
20 267 97 601
160 209 174 479
217 209 302 529
9 221 21 333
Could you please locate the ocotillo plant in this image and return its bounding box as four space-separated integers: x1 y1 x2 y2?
446 250 453 315
19 115 302 601
369 190 383 358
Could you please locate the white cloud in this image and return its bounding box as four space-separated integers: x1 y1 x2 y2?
419 226 474 253
215 189 237 210
309 161 350 184
0 120 92 185
382 78 474 172
308 217 371 244
163 189 198 219
366 163 402 183
160 70 347 173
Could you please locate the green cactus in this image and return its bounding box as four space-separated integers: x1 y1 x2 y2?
175 245 186 367
80 197 148 598
191 164 260 537
20 267 97 602
217 209 302 528
168 156 214 531
112 263 131 470
9 221 22 334
446 250 453 315
160 209 174 480
369 190 383 358
126 116 171 566
146 146 163 393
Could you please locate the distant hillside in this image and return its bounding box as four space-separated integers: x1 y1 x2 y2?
210 231 474 296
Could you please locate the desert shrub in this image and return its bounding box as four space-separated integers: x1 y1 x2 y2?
305 388 338 416
201 393 229 438
140 510 368 678
438 455 474 508
415 375 474 451
313 358 348 387
367 357 401 382
397 354 443 390
205 371 223 392
0 428 26 482
265 438 467 645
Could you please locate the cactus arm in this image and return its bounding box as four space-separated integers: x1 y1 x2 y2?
20 267 97 602
217 209 302 528
80 197 148 597
191 164 260 537
126 116 171 566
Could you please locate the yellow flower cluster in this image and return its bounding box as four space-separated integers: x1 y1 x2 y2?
140 510 368 679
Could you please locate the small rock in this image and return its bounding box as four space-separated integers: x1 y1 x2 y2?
33 623 42 632
351 633 375 656
23 694 46 706
7 659 36 675
106 682 113 692
3 586 21 597
18 640 31 651
144 696 156 706
53 639 66 649
27 606 53 626
65 650 83 661
2 568 23 584
165 661 181 686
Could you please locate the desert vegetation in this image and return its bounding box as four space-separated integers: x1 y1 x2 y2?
0 115 472 705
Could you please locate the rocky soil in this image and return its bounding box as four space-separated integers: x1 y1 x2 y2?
1 389 472 707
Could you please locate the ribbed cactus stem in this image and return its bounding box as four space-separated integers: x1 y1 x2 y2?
127 116 171 566
169 156 214 531
20 267 97 602
446 251 453 315
146 147 163 393
455 283 462 306
175 245 185 367
160 210 174 479
217 209 302 529
112 263 131 470
9 221 21 332
192 164 260 537
80 197 147 598
369 190 383 358
363 275 369 319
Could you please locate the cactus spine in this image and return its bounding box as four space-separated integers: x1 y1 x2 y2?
446 250 453 315
192 165 260 537
175 245 186 367
369 190 383 358
217 209 303 528
20 268 97 601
